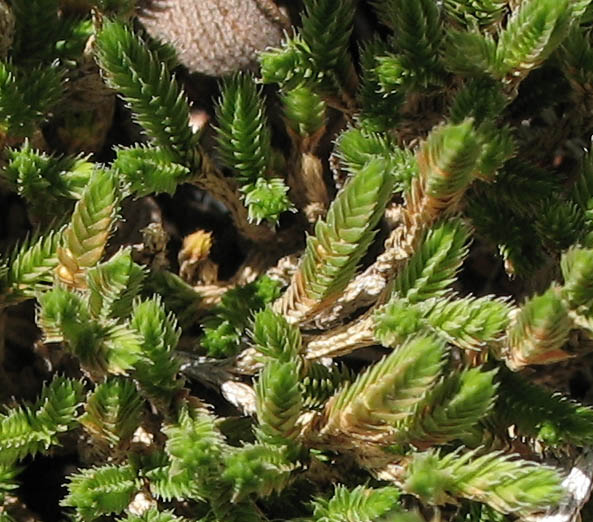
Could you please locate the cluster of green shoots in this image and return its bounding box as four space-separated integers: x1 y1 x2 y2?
2 0 593 520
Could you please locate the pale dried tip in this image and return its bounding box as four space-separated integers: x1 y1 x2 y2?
137 0 288 76
128 491 156 516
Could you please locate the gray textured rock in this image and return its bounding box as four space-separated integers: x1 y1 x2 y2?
137 0 289 76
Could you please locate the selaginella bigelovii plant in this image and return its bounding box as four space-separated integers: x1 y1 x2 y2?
4 0 593 520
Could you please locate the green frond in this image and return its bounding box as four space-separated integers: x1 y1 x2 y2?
58 168 120 285
311 485 404 522
496 0 573 76
242 177 294 225
420 296 511 350
282 86 327 140
113 145 189 197
402 368 497 446
79 377 144 448
419 119 481 204
222 444 294 503
163 406 225 478
390 219 472 304
573 150 593 235
300 362 354 410
443 0 507 29
562 247 593 312
0 464 20 504
293 158 395 307
2 227 62 303
403 448 563 515
496 369 593 446
374 298 425 348
474 123 515 180
336 128 417 192
323 335 446 441
259 35 319 91
557 25 593 96
0 407 43 465
95 21 199 167
251 307 303 361
37 286 110 374
0 61 64 137
507 288 573 369
300 0 356 87
201 276 282 358
119 508 188 522
130 296 183 407
357 37 404 132
100 323 142 377
3 141 93 207
33 375 85 438
140 451 199 501
0 376 83 465
215 73 272 184
372 0 444 84
61 464 140 521
87 248 146 320
443 31 499 77
535 199 586 251
256 359 303 444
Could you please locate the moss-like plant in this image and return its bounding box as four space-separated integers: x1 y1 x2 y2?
2 1 593 521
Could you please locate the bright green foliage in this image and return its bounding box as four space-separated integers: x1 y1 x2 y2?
562 247 593 312
390 220 471 304
282 86 326 140
201 276 282 358
119 508 188 522
0 61 63 137
3 142 93 209
59 168 120 278
95 21 198 167
79 378 144 449
0 227 62 304
297 158 395 303
87 248 145 320
222 444 293 502
374 299 425 347
336 127 417 192
496 369 593 446
140 451 199 502
0 376 83 465
215 73 292 224
496 0 574 76
38 287 143 375
403 448 563 515
251 307 302 361
324 336 446 440
311 485 405 522
507 289 573 368
163 407 225 497
130 296 183 407
113 145 189 197
61 464 140 521
256 359 303 444
420 120 481 202
420 296 511 350
449 80 507 126
402 368 497 445
0 464 20 504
